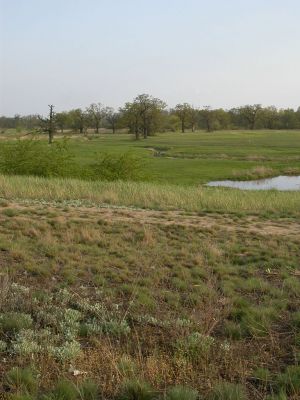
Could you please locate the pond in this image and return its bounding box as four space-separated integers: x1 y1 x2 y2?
206 175 300 191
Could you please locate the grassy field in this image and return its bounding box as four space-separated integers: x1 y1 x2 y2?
0 130 299 399
1 129 300 184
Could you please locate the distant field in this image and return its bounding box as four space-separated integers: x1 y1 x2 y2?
1 129 300 185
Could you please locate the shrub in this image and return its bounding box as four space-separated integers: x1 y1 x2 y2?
116 380 156 400
209 382 248 400
0 339 7 352
49 380 78 400
0 139 74 177
176 332 215 361
166 385 199 400
117 356 138 378
276 365 300 394
253 367 272 385
89 153 149 181
49 340 82 361
6 367 38 395
0 312 33 334
8 395 35 400
266 391 287 400
78 380 99 400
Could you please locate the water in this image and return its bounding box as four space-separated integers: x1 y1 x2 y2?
206 175 300 191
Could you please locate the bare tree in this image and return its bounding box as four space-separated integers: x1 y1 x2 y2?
39 105 56 144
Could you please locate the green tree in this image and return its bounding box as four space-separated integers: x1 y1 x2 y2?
173 103 192 133
239 104 262 130
87 103 105 133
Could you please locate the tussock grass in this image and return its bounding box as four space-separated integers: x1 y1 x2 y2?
0 174 300 215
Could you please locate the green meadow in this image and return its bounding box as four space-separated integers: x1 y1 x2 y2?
3 129 300 185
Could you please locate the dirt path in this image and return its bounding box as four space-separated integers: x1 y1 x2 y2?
3 200 300 237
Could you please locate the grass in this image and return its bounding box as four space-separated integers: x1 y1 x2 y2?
1 175 300 217
1 130 300 185
0 130 299 399
0 197 299 399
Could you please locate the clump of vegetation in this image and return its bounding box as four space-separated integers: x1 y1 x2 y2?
116 380 157 400
165 386 199 400
78 380 100 400
6 367 38 395
89 152 149 181
276 365 300 395
0 312 33 334
0 139 74 177
209 382 248 400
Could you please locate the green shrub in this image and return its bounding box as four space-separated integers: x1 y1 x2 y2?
176 332 215 361
49 380 78 400
209 382 248 400
166 385 199 400
8 395 35 400
0 312 33 334
0 139 74 177
78 380 99 400
291 311 300 328
0 339 7 352
253 367 272 384
6 367 38 395
89 153 149 181
117 356 138 378
276 365 300 394
266 391 287 400
117 380 156 400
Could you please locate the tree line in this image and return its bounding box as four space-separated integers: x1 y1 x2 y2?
1 94 300 141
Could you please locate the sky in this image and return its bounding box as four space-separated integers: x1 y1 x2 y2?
0 0 300 116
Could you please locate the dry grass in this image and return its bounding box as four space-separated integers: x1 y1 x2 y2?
1 174 300 216
0 201 299 399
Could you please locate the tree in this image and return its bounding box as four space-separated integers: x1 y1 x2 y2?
119 102 141 139
87 103 105 133
173 103 192 133
199 106 216 132
189 107 199 132
259 106 278 129
239 104 262 130
55 111 69 133
134 94 166 138
105 107 120 134
120 94 166 139
69 109 87 134
38 105 56 144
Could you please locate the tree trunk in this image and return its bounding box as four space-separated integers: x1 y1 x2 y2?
181 119 185 133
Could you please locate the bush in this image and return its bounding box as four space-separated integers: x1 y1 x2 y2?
166 385 199 400
116 380 156 400
276 365 300 394
89 153 149 181
49 380 78 400
6 367 38 395
78 380 100 400
0 312 33 334
0 139 74 177
209 382 248 400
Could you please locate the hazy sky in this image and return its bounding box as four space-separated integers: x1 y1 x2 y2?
1 0 300 116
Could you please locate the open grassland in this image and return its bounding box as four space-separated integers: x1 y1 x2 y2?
1 130 300 184
0 130 299 399
0 198 299 399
